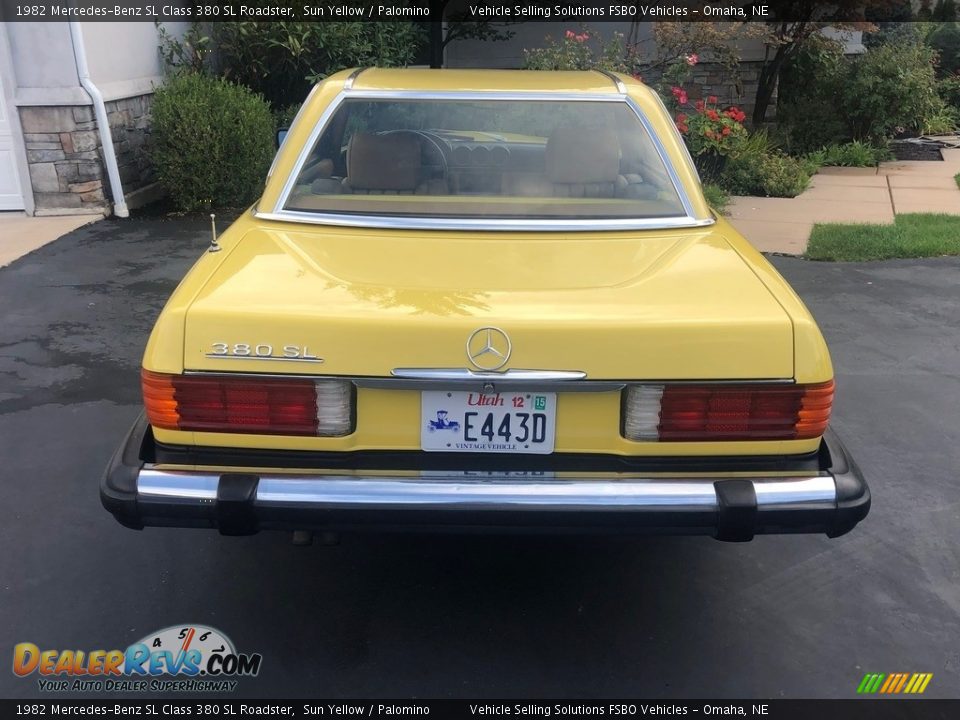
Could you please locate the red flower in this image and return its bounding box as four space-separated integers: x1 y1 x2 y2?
695 99 705 112
722 127 731 136
706 109 720 121
676 121 689 134
671 86 683 97
685 53 699 66
676 112 688 123
565 30 576 39
705 129 715 139
708 95 718 104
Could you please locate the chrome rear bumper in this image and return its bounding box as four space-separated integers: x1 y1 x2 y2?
102 415 870 541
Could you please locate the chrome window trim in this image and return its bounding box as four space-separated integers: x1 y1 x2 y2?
254 210 715 233
594 68 627 94
342 67 367 91
266 83 322 183
650 91 704 188
262 88 713 232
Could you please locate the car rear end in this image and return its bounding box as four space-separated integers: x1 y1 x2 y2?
101 69 868 540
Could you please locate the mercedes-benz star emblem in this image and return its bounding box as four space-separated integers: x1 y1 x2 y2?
466 327 512 371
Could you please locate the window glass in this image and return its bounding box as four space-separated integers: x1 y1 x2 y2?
284 99 686 220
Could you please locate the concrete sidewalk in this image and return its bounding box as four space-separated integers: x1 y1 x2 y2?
0 212 101 268
728 148 960 255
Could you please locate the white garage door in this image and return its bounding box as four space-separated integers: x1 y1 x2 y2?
0 70 25 210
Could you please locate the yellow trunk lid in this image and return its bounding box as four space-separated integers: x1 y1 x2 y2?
181 225 793 380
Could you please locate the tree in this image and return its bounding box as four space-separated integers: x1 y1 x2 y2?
932 0 958 21
426 2 516 68
751 0 880 125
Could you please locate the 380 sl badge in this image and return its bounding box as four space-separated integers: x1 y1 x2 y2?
206 342 324 363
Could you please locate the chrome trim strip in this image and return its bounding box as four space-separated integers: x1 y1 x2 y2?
255 477 719 508
137 471 836 512
391 368 587 381
754 477 836 506
255 210 715 233
181 369 794 387
267 88 714 231
359 379 622 393
595 69 627 94
139 470 219 501
342 67 367 91
203 354 325 364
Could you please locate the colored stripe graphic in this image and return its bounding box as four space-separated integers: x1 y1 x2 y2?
857 672 932 694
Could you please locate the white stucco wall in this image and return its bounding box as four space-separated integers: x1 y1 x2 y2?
4 21 188 106
81 21 187 102
5 23 85 105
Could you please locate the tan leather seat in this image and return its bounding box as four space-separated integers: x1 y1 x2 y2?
340 132 447 195
504 126 621 198
503 125 663 200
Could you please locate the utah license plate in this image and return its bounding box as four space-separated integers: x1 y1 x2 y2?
421 391 557 454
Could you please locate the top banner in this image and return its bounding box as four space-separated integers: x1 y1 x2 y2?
0 1 916 23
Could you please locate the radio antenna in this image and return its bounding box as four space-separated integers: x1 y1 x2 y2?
209 213 221 253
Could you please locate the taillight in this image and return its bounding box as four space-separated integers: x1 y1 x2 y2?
623 380 834 442
142 370 354 437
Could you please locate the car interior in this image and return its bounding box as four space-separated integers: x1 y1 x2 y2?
284 100 686 218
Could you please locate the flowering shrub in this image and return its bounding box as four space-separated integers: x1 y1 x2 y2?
669 90 748 182
682 99 748 157
523 26 635 72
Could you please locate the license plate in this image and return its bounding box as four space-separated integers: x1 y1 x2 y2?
421 391 557 454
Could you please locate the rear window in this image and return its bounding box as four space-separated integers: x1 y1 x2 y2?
283 99 686 221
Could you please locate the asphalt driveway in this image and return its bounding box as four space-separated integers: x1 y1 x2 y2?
1 217 958 699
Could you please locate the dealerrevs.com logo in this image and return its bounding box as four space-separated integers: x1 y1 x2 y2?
13 625 262 693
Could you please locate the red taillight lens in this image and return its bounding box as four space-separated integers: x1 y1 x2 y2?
624 380 834 442
142 370 353 437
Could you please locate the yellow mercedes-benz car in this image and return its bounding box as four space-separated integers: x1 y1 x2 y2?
102 69 869 541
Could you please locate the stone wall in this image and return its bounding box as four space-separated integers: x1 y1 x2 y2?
18 93 153 214
641 60 774 125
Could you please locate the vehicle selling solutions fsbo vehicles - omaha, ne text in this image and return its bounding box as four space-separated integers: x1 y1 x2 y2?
102 69 869 541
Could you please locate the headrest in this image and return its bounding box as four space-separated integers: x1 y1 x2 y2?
347 132 421 191
545 126 620 184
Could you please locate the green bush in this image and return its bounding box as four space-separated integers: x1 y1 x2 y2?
702 183 730 214
273 102 302 130
777 39 849 153
778 39 949 151
938 72 960 107
720 131 814 198
159 22 423 109
150 73 275 212
215 22 423 108
927 22 960 76
922 107 959 133
806 141 892 167
844 41 946 141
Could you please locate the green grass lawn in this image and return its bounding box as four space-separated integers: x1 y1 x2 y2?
806 213 960 261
